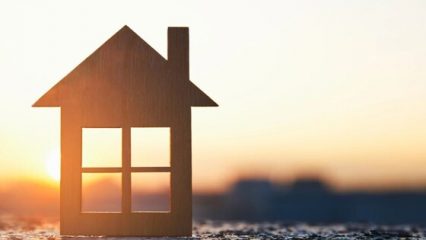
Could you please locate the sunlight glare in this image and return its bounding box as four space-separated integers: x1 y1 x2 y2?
45 150 60 181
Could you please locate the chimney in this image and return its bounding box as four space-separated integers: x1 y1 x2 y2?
168 27 189 80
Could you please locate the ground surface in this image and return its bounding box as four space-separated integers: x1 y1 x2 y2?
0 216 425 239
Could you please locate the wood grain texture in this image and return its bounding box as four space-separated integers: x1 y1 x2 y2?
81 167 172 173
33 26 217 236
122 126 131 214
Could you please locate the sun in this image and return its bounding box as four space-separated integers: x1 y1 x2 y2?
45 150 60 182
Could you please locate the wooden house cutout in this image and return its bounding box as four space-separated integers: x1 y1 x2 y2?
33 26 217 236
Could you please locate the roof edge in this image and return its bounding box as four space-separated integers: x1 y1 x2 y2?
189 82 218 107
32 85 61 107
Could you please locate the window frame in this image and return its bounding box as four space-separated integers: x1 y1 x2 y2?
81 127 171 213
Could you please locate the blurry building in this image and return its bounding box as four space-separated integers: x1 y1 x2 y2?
194 178 426 224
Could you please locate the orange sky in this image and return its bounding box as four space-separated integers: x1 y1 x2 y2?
1 1 426 193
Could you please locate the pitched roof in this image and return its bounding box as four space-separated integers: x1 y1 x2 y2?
33 26 217 108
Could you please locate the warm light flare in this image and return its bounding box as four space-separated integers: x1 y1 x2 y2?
45 150 60 182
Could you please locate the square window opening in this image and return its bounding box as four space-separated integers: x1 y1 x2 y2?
131 172 170 212
82 173 121 213
131 128 170 167
82 128 122 167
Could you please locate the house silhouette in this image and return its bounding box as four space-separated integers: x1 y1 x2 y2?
33 25 217 236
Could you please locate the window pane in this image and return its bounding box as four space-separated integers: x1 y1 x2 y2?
132 172 170 212
82 128 121 167
131 128 170 167
82 173 121 212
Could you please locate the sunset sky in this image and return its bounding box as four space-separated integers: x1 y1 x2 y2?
1 0 426 193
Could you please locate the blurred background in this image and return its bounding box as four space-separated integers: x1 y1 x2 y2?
1 0 426 225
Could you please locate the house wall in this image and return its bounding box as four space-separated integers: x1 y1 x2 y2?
60 106 192 236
